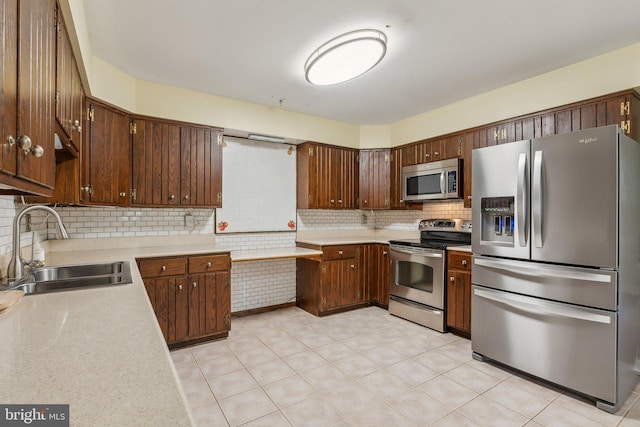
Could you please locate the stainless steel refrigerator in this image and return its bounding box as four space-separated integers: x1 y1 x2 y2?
471 125 640 412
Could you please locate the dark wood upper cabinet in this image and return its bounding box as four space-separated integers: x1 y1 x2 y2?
130 117 223 208
82 98 131 205
0 0 56 196
297 142 359 209
180 126 223 208
54 5 83 155
359 149 390 209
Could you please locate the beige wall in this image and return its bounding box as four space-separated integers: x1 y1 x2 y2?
61 0 639 150
390 43 640 146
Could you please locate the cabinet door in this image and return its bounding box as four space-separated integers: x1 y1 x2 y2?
55 6 73 140
144 277 190 342
188 271 230 338
180 126 223 207
377 244 390 305
16 0 56 189
0 0 18 176
82 100 130 205
462 132 473 208
446 270 471 334
341 149 359 209
54 7 82 154
359 149 389 209
322 260 342 310
389 148 403 208
131 119 180 206
442 135 461 160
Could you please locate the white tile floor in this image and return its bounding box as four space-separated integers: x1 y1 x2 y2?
170 306 640 427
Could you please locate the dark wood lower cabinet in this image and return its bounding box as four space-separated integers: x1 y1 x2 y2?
366 244 390 308
297 243 388 316
138 253 231 348
446 251 472 337
296 244 366 315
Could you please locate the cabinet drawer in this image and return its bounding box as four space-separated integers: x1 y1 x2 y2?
138 257 187 278
323 245 357 260
189 254 230 273
448 252 471 271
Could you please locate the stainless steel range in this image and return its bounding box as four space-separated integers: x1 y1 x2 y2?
388 219 471 332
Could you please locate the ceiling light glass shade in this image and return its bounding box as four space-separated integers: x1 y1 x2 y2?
305 29 387 85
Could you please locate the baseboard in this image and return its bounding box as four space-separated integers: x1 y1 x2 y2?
231 301 296 318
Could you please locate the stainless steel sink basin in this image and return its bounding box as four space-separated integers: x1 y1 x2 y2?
12 261 133 295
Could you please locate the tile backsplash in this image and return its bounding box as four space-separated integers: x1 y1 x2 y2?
0 196 470 312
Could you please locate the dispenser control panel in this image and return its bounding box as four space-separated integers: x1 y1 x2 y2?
481 197 515 245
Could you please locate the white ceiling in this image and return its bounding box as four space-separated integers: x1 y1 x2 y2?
83 0 640 126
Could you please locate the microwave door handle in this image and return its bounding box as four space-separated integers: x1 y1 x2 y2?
532 150 543 248
516 153 528 247
440 171 446 196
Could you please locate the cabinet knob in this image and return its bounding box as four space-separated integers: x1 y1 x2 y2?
119 192 126 197
184 194 189 200
383 251 388 256
330 199 335 204
16 135 43 157
30 144 44 158
178 285 183 290
450 276 455 282
434 151 439 156
169 194 175 200
364 200 368 204
6 135 15 146
338 199 343 204
350 264 355 269
425 153 430 158
73 120 82 132
192 282 197 288
338 250 343 255
468 196 472 200
462 260 467 266
161 266 166 271
207 262 212 267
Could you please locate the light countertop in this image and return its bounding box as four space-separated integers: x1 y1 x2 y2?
0 236 238 427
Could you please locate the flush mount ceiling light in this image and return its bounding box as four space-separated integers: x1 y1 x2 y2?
304 29 387 86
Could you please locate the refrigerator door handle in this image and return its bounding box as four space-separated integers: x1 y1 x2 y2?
440 171 446 196
516 152 528 247
532 150 543 248
474 257 612 283
473 287 612 324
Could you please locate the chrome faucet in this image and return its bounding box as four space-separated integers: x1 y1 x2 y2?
7 205 69 282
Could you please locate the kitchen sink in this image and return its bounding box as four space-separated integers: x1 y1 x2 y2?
10 261 133 295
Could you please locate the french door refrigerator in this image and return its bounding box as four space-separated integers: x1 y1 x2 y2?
471 125 640 412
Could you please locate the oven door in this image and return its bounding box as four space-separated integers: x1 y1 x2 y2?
389 244 445 309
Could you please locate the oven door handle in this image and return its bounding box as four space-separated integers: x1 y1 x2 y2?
473 287 612 324
391 248 443 258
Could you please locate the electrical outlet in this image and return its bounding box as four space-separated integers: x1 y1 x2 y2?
361 214 368 225
184 214 195 228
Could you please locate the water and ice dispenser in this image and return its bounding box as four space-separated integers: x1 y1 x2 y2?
480 196 514 245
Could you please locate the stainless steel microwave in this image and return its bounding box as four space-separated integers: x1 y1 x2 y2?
402 158 462 201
